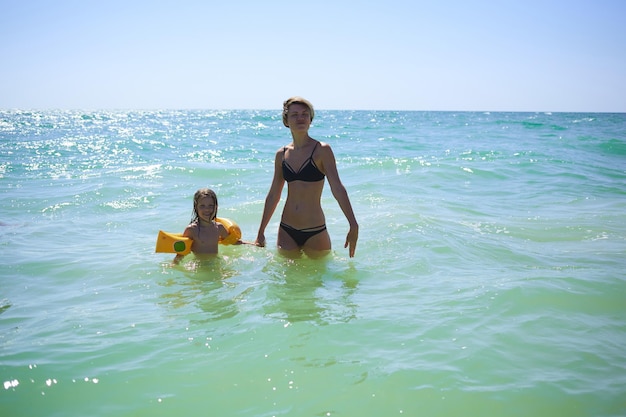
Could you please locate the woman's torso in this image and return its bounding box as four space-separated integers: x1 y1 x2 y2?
280 141 327 228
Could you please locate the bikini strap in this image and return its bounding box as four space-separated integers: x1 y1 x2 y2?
310 141 319 158
283 142 318 163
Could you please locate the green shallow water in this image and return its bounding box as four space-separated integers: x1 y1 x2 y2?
1 110 625 416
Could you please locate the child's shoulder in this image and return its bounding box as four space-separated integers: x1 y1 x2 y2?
186 221 200 229
184 221 200 234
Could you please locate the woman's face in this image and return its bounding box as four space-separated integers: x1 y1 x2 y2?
286 103 312 131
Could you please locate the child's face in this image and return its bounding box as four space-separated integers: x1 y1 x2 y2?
196 196 216 221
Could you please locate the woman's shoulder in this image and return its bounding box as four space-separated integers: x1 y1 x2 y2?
315 140 335 157
274 144 291 156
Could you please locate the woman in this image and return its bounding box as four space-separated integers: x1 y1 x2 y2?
255 97 358 257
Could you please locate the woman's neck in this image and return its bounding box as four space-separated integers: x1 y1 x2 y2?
291 132 311 149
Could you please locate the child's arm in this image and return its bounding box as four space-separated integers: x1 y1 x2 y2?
218 223 230 242
233 239 255 245
219 222 253 245
172 226 194 264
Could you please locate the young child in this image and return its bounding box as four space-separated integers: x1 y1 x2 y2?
173 188 241 264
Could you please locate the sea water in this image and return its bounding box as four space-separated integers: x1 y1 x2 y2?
1 109 625 416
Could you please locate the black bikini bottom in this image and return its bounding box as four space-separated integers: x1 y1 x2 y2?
279 222 327 247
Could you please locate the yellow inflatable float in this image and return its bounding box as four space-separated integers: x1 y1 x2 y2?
155 217 242 255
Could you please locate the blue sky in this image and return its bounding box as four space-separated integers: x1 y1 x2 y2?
1 0 625 112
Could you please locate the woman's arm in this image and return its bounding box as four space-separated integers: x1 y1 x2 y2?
255 150 285 247
319 144 359 257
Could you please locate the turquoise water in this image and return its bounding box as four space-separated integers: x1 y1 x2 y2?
1 110 625 416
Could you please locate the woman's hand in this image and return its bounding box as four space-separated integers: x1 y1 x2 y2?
255 232 266 247
344 224 359 257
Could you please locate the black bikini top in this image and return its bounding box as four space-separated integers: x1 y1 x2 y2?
282 142 325 183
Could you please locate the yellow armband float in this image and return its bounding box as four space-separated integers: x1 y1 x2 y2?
216 217 242 245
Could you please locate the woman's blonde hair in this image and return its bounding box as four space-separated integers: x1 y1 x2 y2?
282 96 315 127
